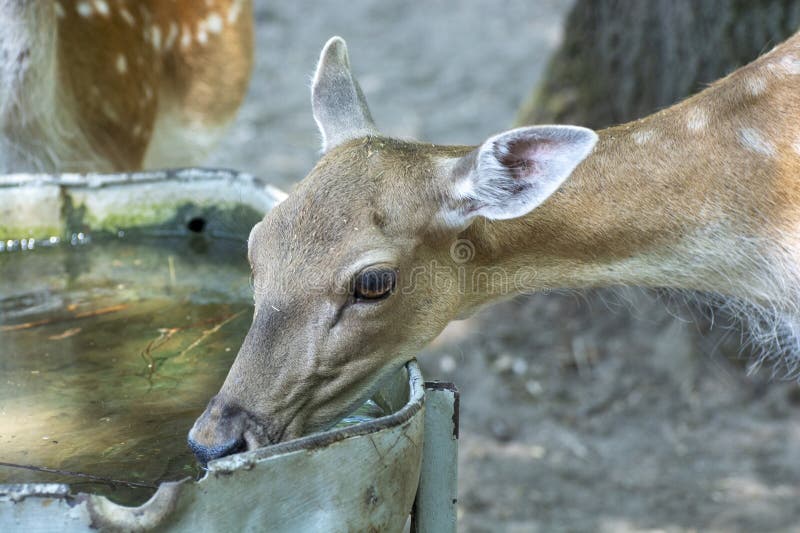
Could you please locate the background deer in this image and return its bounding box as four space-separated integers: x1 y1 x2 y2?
189 31 800 464
0 0 252 172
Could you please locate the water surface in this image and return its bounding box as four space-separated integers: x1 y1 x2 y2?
0 237 255 505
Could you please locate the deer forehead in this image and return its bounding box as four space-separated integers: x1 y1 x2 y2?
298 138 462 222
250 139 464 271
250 204 398 298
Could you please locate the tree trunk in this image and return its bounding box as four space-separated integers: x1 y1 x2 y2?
517 0 800 129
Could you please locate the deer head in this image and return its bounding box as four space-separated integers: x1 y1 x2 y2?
188 36 596 463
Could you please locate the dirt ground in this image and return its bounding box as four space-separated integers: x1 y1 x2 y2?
209 2 800 531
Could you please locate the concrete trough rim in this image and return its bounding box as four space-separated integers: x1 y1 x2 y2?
0 168 288 243
0 168 285 199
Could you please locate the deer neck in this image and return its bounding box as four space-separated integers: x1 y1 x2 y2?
463 71 800 310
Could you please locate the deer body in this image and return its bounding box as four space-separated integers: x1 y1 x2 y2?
0 0 252 172
188 33 800 462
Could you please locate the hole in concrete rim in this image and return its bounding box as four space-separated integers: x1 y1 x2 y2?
186 217 207 233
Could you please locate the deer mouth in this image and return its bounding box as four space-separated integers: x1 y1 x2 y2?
188 399 290 465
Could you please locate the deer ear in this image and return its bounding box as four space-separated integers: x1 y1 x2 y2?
311 37 378 152
442 126 598 226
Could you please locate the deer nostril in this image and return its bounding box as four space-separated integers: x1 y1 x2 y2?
187 436 247 466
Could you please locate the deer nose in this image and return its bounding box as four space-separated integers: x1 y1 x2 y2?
188 396 250 466
187 435 246 466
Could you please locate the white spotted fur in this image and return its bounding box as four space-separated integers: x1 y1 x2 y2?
745 75 767 96
632 129 654 145
738 127 775 157
686 107 708 132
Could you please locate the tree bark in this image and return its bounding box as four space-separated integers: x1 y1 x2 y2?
517 0 800 129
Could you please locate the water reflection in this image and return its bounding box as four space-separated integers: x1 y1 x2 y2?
0 238 253 505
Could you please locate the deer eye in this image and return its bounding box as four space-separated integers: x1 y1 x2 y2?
353 268 397 301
